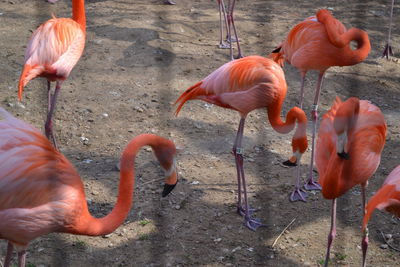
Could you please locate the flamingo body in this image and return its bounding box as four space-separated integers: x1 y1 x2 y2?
0 108 178 266
317 98 386 198
176 56 309 228
316 97 386 266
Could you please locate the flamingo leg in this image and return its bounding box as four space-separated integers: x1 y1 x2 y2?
45 81 62 150
299 72 306 109
361 184 369 267
47 81 52 113
17 250 26 267
324 198 337 267
289 162 308 202
232 118 265 230
304 72 323 191
217 0 230 49
227 0 242 60
3 242 14 267
382 0 394 59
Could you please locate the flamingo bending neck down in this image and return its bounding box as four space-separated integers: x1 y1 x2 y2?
175 56 308 230
0 108 178 267
18 0 86 149
315 97 386 267
269 9 371 198
362 165 400 265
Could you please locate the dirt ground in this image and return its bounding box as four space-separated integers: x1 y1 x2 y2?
1 0 400 266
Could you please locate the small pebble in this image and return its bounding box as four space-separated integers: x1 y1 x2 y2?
380 244 388 249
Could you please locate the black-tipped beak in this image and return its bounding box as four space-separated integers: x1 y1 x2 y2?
337 152 349 160
282 159 297 167
162 183 177 197
272 47 281 53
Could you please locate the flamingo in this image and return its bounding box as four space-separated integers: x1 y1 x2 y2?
382 0 395 58
270 9 371 195
315 97 386 267
174 56 308 230
362 165 400 265
18 0 86 148
0 107 178 267
217 0 242 60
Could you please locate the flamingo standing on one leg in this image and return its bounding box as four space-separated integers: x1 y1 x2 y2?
216 0 242 60
362 165 400 266
270 9 371 194
18 0 86 149
175 56 309 230
315 97 386 267
0 107 178 267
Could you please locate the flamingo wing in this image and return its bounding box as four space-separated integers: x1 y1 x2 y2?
175 56 285 115
363 165 400 229
0 108 80 210
19 17 85 99
315 97 342 176
25 17 85 76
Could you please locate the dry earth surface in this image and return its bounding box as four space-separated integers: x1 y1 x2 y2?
1 0 400 266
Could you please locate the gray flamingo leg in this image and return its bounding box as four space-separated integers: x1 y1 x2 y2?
4 242 14 267
324 199 337 267
304 73 323 191
361 184 369 267
45 81 62 150
232 118 265 230
299 72 306 109
17 250 26 267
289 161 308 202
383 0 394 59
227 0 242 60
218 0 230 49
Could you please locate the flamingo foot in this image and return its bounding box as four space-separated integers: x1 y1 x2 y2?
304 179 322 191
382 43 394 59
289 188 308 202
237 206 258 217
245 216 265 231
164 0 176 5
218 42 231 49
226 36 239 43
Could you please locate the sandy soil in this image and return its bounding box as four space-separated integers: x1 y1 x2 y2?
0 0 400 266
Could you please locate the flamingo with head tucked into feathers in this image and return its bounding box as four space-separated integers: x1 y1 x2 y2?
18 0 86 148
270 9 371 198
175 55 308 230
315 97 386 267
0 107 178 267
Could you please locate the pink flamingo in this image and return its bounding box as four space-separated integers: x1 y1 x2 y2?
0 107 178 267
18 0 86 148
175 56 308 229
315 97 386 267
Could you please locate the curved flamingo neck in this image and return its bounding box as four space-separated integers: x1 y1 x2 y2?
267 99 307 135
72 0 86 32
318 10 370 66
69 134 164 236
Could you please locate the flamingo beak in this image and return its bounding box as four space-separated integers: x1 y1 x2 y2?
283 155 297 166
336 132 349 160
162 182 177 197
